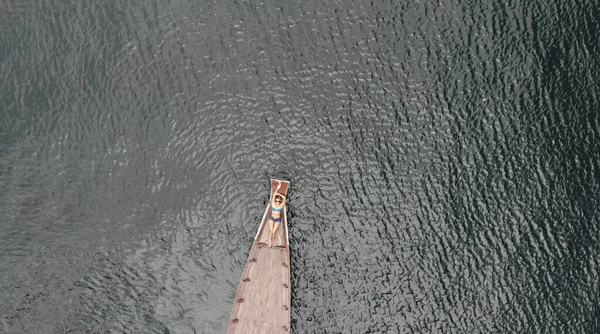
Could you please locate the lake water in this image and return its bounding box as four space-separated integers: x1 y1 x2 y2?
1 0 599 333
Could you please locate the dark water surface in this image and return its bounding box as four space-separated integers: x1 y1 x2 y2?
1 0 599 333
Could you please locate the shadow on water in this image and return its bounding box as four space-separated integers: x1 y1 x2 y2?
0 0 66 158
0 0 35 14
0 0 128 159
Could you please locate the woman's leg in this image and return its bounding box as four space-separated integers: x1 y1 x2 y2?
267 220 273 241
266 215 281 246
270 222 280 245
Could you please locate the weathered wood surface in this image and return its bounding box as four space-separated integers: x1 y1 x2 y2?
227 179 291 334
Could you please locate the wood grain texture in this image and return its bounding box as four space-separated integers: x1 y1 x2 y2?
227 180 291 334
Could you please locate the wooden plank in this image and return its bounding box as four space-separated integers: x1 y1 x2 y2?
227 179 291 333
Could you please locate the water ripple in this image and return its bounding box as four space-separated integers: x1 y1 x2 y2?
0 0 598 333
